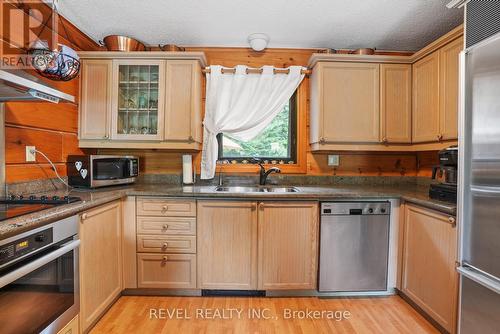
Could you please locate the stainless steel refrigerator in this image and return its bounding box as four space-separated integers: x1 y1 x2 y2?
458 31 500 334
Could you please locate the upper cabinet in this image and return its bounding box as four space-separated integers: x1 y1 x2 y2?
439 37 463 140
78 52 206 150
412 36 463 143
380 64 412 144
310 62 380 144
309 26 463 151
79 59 112 140
111 59 165 141
164 60 202 144
412 52 440 143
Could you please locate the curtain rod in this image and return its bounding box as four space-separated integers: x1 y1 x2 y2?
202 67 311 75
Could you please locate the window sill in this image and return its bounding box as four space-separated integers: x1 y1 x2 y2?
217 162 306 174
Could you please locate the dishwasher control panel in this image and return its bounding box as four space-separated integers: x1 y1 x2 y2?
321 202 390 215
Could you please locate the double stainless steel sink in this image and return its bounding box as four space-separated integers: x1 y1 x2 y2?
214 186 299 193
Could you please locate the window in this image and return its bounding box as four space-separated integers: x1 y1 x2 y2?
218 92 297 163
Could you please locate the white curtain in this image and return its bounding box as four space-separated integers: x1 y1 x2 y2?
200 65 305 179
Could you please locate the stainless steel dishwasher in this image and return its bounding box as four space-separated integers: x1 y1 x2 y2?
319 202 390 292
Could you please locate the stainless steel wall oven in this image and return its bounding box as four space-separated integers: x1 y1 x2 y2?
0 216 80 334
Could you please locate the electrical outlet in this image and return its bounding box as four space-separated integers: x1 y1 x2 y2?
328 155 340 166
26 146 36 162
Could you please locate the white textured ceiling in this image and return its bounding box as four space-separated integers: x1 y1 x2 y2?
58 0 463 51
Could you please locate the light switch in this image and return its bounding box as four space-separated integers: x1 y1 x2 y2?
328 155 339 166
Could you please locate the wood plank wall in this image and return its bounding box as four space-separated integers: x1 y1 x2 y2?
101 47 428 177
1 0 100 183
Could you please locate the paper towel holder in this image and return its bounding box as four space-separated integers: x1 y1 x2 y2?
182 154 194 185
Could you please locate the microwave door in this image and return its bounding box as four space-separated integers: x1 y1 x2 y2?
93 159 128 180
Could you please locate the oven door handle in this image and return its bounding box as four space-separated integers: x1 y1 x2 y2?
0 239 80 288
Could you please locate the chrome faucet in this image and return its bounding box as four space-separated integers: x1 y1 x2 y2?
251 158 281 185
217 160 230 186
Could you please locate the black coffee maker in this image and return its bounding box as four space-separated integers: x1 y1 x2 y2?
429 146 458 202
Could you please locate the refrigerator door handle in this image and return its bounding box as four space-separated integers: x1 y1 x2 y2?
458 266 500 294
470 185 500 195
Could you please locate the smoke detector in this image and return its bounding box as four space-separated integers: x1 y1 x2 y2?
248 33 270 52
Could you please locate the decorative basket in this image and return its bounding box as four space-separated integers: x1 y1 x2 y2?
29 48 80 81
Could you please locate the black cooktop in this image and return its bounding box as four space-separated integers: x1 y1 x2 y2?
0 195 81 222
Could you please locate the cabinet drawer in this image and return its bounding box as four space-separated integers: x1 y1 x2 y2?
137 216 196 235
57 315 78 334
137 198 196 217
137 253 196 289
137 235 196 253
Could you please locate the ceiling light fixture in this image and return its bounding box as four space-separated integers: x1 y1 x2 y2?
248 33 270 52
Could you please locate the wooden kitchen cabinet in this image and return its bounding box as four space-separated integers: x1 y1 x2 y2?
439 37 463 140
137 253 196 289
164 60 202 145
310 62 380 145
412 37 463 143
380 64 412 143
79 201 122 333
197 201 258 290
135 197 197 289
79 59 112 140
401 204 458 333
258 201 319 290
78 53 205 149
57 315 79 334
412 51 440 143
136 197 196 217
110 59 166 141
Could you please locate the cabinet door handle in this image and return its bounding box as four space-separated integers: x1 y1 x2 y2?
162 224 169 230
449 216 456 227
259 202 265 210
162 255 168 264
162 242 168 249
188 136 194 143
437 134 443 141
382 137 388 144
319 137 326 144
103 135 109 139
81 213 88 221
251 203 257 211
161 205 168 212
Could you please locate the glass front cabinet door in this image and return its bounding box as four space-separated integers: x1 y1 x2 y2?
111 60 165 140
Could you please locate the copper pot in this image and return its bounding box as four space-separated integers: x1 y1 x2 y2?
351 48 376 55
100 35 146 51
317 48 337 54
158 44 186 52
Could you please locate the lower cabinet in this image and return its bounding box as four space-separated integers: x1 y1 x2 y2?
136 197 198 289
57 315 79 334
79 201 122 333
258 202 319 290
401 204 458 333
196 200 319 291
137 253 197 289
197 201 258 290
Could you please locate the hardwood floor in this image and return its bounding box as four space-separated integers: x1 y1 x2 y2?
90 296 439 334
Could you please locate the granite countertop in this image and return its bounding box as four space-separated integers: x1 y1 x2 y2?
0 183 456 241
